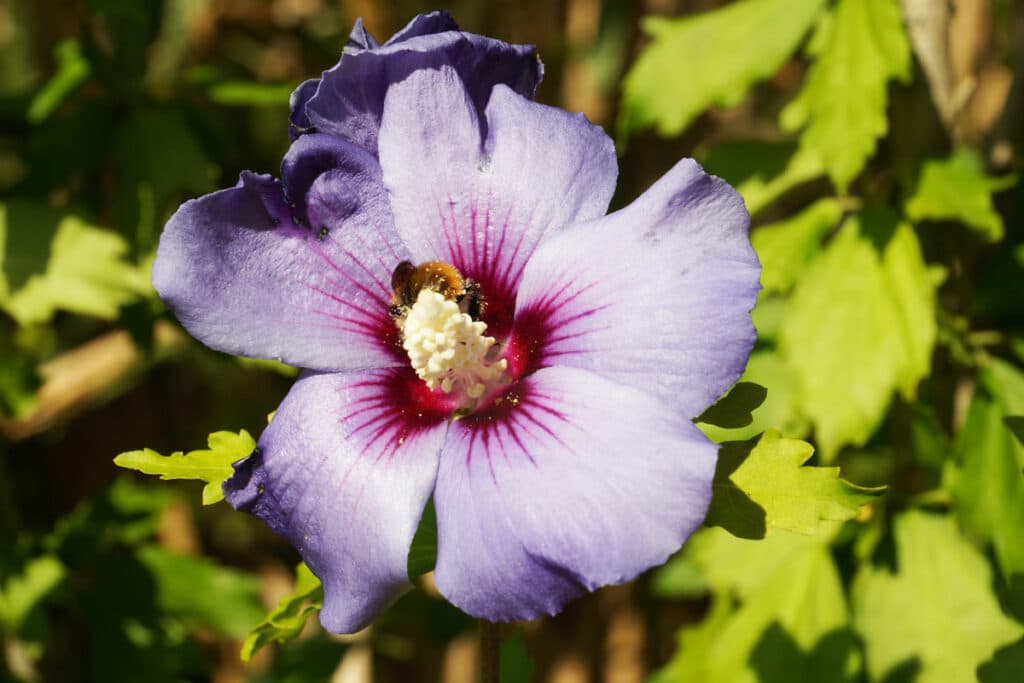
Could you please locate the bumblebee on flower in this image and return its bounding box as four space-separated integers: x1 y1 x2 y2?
152 11 760 633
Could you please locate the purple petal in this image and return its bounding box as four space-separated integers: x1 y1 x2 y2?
432 366 716 621
509 159 761 418
153 145 409 370
383 11 459 46
345 17 380 52
224 370 451 633
288 78 320 140
303 30 541 154
378 66 616 328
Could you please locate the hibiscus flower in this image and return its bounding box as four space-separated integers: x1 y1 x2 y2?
152 14 760 633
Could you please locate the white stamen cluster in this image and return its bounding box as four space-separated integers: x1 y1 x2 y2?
401 289 507 400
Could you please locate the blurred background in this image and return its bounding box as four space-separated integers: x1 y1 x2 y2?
1 0 1022 681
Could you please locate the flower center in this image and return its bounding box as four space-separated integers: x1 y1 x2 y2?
399 289 507 404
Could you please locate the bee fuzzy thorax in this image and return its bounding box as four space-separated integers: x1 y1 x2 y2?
389 260 483 320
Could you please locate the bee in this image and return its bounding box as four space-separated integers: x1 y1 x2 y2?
389 260 483 320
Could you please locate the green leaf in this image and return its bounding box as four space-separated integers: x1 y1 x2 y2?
654 529 856 683
700 142 824 219
780 211 937 459
0 555 66 633
697 382 768 429
499 629 535 683
27 39 91 124
700 350 810 444
706 430 881 539
905 149 1016 241
1006 416 1024 447
753 198 844 293
111 109 216 250
114 430 256 505
979 639 1024 683
781 0 911 191
0 206 149 325
207 81 296 106
136 545 265 638
853 511 1023 683
241 563 324 662
950 360 1024 576
618 0 827 139
407 500 438 578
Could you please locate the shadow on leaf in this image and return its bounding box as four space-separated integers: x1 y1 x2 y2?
704 436 768 539
750 622 859 683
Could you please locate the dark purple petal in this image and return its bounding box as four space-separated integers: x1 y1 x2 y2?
303 31 541 154
345 17 380 52
288 78 320 140
382 11 459 46
508 159 761 418
378 66 616 335
224 370 451 633
152 155 408 371
432 366 717 621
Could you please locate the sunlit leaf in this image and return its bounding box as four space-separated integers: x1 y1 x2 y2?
207 81 296 106
780 211 937 459
114 430 256 505
706 430 881 539
905 149 1016 241
781 0 911 191
654 529 856 683
27 40 91 124
137 545 264 638
753 198 843 293
242 563 324 662
619 0 826 139
0 555 66 633
0 205 150 325
853 511 1023 683
950 360 1024 576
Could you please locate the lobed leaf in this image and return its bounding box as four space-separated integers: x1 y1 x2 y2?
779 211 937 459
114 429 255 505
853 511 1023 683
241 563 324 662
0 555 66 634
706 430 882 539
697 382 768 430
905 150 1017 241
950 360 1024 577
753 198 844 293
0 205 150 325
781 0 911 191
619 0 826 139
137 545 265 639
654 529 856 683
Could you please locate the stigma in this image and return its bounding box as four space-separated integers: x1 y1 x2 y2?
400 289 507 403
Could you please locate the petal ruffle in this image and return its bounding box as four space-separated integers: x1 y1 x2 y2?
153 144 408 371
432 366 717 622
378 66 616 326
510 159 761 418
223 370 450 633
297 17 541 154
